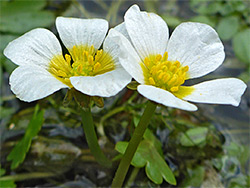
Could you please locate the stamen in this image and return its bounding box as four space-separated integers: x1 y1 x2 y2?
65 54 71 66
77 64 83 73
156 54 162 61
149 77 155 85
94 62 101 71
170 86 179 92
144 57 150 67
48 45 115 87
162 52 168 61
141 52 189 94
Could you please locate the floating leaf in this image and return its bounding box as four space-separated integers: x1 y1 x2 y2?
116 140 176 185
180 127 208 147
217 16 239 40
233 28 250 64
7 105 44 169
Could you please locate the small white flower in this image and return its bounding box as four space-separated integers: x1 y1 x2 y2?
4 17 131 102
110 4 247 111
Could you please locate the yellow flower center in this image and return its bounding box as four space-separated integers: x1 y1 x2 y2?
141 52 189 93
48 45 115 87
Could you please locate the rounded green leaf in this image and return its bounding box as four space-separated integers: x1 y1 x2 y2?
233 28 250 64
217 16 239 41
145 161 163 184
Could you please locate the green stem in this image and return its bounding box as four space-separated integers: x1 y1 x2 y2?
111 101 157 188
100 106 126 126
0 172 55 181
125 167 140 188
81 108 112 168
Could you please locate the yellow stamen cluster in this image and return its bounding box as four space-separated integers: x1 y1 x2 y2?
141 52 189 93
48 45 115 87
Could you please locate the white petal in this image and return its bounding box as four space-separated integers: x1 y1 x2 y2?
124 5 169 60
114 22 131 42
107 29 145 84
4 28 62 67
167 22 225 79
103 28 122 66
10 65 68 102
183 78 247 106
138 85 197 111
70 67 131 97
56 17 108 50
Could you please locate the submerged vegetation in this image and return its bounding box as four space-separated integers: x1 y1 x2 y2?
0 0 249 187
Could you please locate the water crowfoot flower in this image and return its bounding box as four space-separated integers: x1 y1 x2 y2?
4 17 131 102
111 4 247 187
112 4 247 111
4 17 132 168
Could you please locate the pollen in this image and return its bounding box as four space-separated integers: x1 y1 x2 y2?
141 52 189 93
48 45 115 87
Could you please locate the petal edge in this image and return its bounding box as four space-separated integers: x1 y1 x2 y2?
138 85 198 111
183 78 247 106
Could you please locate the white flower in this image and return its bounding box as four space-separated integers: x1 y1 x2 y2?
109 4 247 111
4 17 131 102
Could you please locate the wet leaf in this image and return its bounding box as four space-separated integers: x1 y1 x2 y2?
217 16 239 40
7 105 44 169
233 28 250 64
180 127 208 147
115 140 176 185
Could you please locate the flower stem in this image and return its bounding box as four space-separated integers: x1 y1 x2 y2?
80 107 112 168
111 101 157 187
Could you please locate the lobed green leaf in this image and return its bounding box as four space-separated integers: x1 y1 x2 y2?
115 140 176 185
